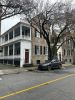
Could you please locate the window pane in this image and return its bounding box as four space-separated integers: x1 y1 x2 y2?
22 26 30 36
14 26 20 37
43 47 48 55
9 31 13 40
35 45 40 55
9 44 13 56
14 42 20 55
4 46 8 56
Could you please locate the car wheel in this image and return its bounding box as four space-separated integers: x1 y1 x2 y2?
48 66 51 71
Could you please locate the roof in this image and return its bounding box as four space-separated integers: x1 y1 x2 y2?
1 21 30 36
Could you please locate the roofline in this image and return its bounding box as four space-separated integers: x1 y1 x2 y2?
1 21 30 36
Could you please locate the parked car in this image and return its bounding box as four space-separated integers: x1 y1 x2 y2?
38 59 62 70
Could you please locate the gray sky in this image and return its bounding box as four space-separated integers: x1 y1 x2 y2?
1 15 20 34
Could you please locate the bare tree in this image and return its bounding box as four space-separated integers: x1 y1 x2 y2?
0 0 37 20
0 0 75 61
26 0 75 61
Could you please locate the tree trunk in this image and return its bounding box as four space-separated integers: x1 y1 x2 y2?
47 42 52 61
52 46 57 59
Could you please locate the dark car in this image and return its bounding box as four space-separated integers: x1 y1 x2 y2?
38 59 62 70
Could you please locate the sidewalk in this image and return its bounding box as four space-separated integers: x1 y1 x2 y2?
0 65 36 75
0 64 75 75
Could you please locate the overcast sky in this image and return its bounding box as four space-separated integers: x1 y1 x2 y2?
1 0 75 34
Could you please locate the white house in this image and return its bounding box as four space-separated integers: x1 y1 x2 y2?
0 22 32 67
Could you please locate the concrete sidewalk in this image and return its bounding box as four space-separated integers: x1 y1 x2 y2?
0 64 75 75
0 67 36 75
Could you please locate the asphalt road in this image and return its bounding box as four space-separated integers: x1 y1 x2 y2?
0 66 75 100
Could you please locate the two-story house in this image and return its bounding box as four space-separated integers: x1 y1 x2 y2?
0 22 32 67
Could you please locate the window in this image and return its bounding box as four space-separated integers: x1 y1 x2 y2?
9 31 13 40
69 59 71 62
4 46 8 56
5 34 8 41
35 45 40 55
44 46 48 55
65 59 67 62
67 49 70 56
0 48 3 52
36 60 40 64
40 46 42 54
14 42 20 55
14 26 20 37
35 29 40 38
2 36 4 43
45 47 48 55
9 44 13 56
22 26 30 36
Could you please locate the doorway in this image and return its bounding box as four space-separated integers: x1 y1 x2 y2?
25 49 29 63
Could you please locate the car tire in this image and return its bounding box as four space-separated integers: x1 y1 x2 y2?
48 66 51 71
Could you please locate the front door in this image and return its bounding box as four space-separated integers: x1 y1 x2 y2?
25 49 29 63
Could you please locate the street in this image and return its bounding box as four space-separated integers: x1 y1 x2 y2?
0 66 75 100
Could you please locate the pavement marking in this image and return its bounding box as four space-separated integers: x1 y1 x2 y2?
0 74 75 99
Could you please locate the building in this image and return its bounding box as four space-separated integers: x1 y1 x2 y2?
31 14 50 65
0 22 32 67
62 33 75 64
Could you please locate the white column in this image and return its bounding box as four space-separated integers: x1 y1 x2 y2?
8 33 9 42
13 44 14 65
8 46 9 56
20 41 23 68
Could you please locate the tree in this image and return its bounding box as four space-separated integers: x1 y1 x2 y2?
0 0 37 20
25 0 75 61
0 0 75 61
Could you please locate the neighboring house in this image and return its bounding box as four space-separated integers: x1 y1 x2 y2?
0 22 32 67
62 33 75 64
31 26 48 65
31 14 50 65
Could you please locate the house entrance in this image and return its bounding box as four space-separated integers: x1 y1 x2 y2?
25 49 29 63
